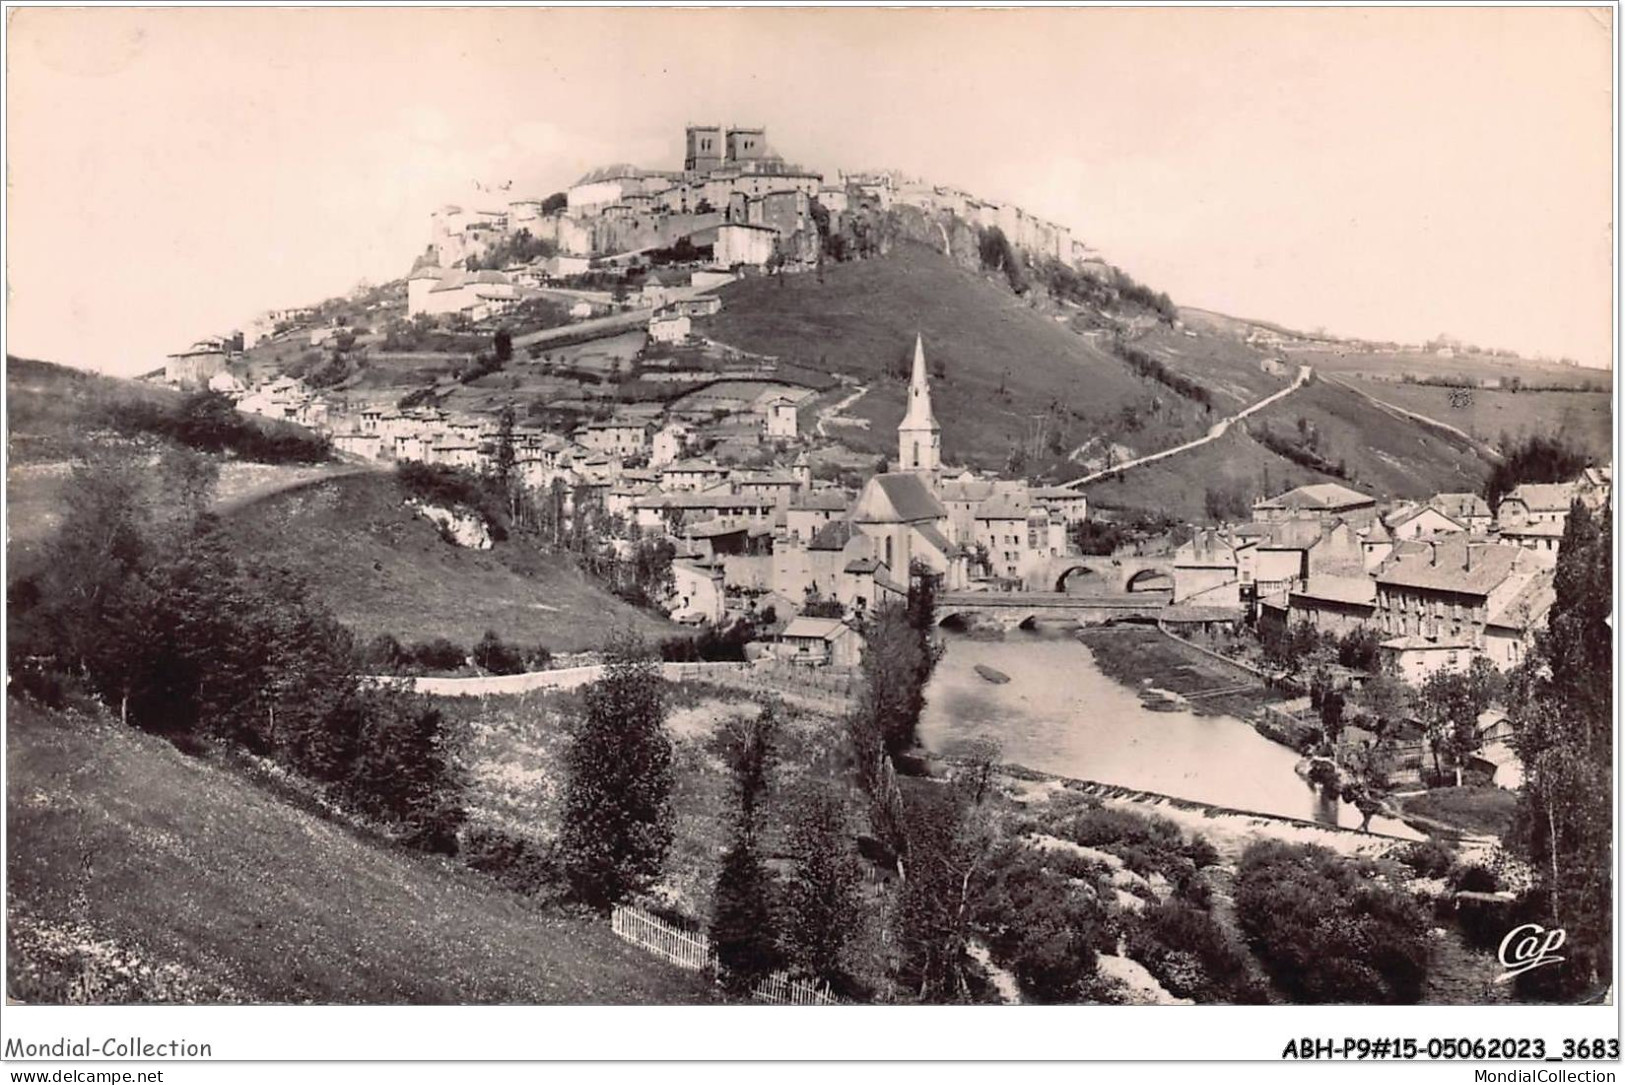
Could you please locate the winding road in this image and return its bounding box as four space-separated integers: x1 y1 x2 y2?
1060 364 1312 490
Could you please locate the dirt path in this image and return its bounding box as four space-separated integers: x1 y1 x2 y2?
815 383 870 437
1060 365 1312 489
212 460 382 515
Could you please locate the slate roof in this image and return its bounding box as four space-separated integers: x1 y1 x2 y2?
792 490 851 512
914 522 958 558
1390 505 1465 534
1292 576 1378 608
1430 492 1492 520
782 617 848 641
974 496 1031 521
1363 518 1392 543
1375 537 1520 596
938 479 996 503
1255 482 1375 511
1502 482 1580 512
1486 570 1556 630
852 472 947 524
808 520 856 552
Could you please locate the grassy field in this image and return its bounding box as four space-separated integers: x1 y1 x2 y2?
1398 787 1520 841
1339 379 1612 461
441 682 863 920
1292 346 1610 390
5 695 715 1004
6 356 184 464
220 472 676 652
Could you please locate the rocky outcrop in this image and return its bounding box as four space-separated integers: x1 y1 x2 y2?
407 499 492 549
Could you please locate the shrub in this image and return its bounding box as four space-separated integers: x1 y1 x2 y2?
460 825 555 894
972 842 1114 1003
1398 838 1456 879
1126 900 1268 1004
1235 840 1430 1003
408 637 466 673
361 633 409 673
473 630 526 675
1448 864 1499 894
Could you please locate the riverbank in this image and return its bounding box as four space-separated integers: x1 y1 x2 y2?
1075 625 1286 720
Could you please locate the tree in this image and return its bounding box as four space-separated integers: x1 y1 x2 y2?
473 629 526 675
493 328 513 364
1508 500 1612 999
896 782 996 1002
852 602 929 760
541 191 567 215
1416 670 1479 782
779 783 863 983
558 632 674 907
716 706 780 831
711 705 782 993
347 689 466 853
711 835 779 994
492 404 517 499
1483 435 1589 511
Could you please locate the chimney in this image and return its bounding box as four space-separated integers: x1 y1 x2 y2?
1428 540 1438 567
1464 543 1474 572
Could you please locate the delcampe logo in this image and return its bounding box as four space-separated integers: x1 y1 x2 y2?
1496 923 1566 982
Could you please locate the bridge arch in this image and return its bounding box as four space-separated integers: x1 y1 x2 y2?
1053 563 1107 593
1125 566 1174 593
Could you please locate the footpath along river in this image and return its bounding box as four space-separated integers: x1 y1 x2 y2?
918 625 1413 835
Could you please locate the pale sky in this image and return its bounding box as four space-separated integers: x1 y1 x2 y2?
6 6 1615 375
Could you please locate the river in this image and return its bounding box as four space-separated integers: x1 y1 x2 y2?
918 626 1411 834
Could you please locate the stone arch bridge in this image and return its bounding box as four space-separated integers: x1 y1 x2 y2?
1028 554 1175 595
936 589 1172 630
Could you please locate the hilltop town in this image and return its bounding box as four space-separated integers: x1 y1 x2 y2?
139 120 1613 696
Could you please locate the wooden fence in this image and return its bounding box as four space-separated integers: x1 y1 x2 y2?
610 904 842 1005
611 903 715 972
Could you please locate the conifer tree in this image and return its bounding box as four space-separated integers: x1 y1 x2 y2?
558 632 674 907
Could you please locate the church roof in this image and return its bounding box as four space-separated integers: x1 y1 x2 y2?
852 472 947 524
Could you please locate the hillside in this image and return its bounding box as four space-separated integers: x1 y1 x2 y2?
695 244 1518 516
1330 378 1612 462
220 471 675 652
6 695 713 1004
700 241 1291 471
6 356 354 579
1081 376 1498 522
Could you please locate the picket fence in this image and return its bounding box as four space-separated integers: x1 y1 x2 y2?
610 904 842 1006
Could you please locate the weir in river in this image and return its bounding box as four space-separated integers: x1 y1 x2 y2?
917 625 1417 836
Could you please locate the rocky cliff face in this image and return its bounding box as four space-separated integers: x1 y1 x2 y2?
407 499 493 549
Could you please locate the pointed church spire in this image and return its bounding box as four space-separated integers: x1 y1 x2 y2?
901 333 937 429
898 334 941 477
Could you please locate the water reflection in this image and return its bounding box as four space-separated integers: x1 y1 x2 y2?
918 625 1410 833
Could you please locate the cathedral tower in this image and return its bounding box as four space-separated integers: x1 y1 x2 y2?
898 334 941 479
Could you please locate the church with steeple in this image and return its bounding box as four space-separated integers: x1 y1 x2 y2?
842 334 966 593
898 334 941 480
